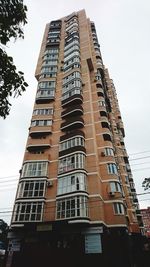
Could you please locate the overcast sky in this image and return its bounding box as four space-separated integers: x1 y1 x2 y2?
0 0 150 224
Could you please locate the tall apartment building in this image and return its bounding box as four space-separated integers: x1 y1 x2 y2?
7 9 144 267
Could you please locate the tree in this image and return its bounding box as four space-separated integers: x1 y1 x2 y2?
142 178 150 190
0 219 8 246
0 0 28 119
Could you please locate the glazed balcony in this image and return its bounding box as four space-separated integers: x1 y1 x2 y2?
36 90 55 104
60 130 85 142
46 39 60 47
61 104 83 119
61 116 84 132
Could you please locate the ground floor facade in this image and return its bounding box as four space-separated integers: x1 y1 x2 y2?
5 221 146 267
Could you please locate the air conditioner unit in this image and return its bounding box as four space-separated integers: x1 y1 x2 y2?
101 151 105 157
109 191 115 197
47 181 53 187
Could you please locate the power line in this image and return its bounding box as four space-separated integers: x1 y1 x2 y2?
0 179 18 184
130 156 150 161
132 167 150 172
130 161 150 166
0 175 18 180
129 150 150 156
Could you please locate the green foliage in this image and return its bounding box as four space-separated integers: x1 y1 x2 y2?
0 0 28 119
142 178 150 190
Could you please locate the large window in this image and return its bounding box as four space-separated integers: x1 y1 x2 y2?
64 51 80 62
57 172 87 195
64 56 80 69
59 153 85 174
33 108 53 116
38 81 56 89
21 161 48 177
44 48 59 55
107 163 118 174
62 79 81 93
104 147 114 156
60 136 85 151
64 63 81 73
13 202 43 222
36 89 55 98
31 120 52 127
113 203 125 215
110 181 122 193
64 45 80 57
56 195 88 219
62 88 82 101
43 53 58 60
64 39 79 51
17 181 46 198
41 66 57 73
63 71 81 85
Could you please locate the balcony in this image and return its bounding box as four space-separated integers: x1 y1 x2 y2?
136 209 142 216
61 104 83 118
36 90 55 104
117 121 125 137
50 20 61 29
61 116 84 132
46 39 60 47
26 139 51 152
62 93 83 107
60 130 85 142
29 126 52 138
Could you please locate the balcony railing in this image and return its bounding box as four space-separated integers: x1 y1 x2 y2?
61 104 83 118
61 116 84 132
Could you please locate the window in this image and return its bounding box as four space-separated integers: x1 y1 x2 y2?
62 79 81 93
103 134 111 141
44 48 59 55
31 120 52 127
64 39 79 51
100 111 107 117
21 161 48 177
59 153 85 174
62 88 82 101
101 122 109 129
113 203 125 215
60 136 84 151
41 66 57 73
38 81 56 89
64 44 80 57
110 181 122 193
107 163 118 174
56 195 88 219
33 108 53 116
64 56 80 69
36 89 55 98
13 202 43 222
18 181 46 198
98 100 105 107
104 147 114 156
63 71 81 85
57 172 87 195
64 51 80 62
64 63 81 73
